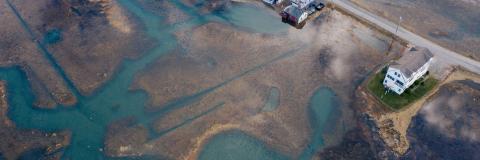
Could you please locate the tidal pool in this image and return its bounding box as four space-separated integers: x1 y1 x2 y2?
298 87 338 160
213 2 289 34
43 28 62 44
198 130 289 160
199 87 338 160
261 87 280 112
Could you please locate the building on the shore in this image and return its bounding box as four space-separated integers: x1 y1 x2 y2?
281 5 308 24
383 46 434 95
280 0 322 25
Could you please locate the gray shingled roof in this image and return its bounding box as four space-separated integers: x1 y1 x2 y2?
284 5 304 19
390 47 434 78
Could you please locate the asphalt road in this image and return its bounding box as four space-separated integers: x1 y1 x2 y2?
331 0 480 74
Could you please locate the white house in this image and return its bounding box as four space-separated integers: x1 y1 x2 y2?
383 46 434 95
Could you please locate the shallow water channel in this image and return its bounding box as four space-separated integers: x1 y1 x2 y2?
3 1 338 160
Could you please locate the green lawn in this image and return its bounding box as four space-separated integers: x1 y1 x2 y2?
367 69 438 110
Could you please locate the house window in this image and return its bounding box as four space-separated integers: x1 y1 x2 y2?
398 89 401 92
396 80 404 86
397 74 400 78
387 75 395 81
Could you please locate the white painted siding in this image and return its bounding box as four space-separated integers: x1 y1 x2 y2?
298 12 308 23
383 58 433 95
383 68 407 94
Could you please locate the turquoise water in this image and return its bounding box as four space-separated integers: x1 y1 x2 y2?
262 87 280 112
4 0 177 158
2 0 302 159
298 87 337 160
43 29 62 44
199 87 338 160
198 130 289 160
214 2 289 34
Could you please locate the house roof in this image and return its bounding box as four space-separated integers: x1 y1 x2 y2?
390 46 434 78
284 5 304 19
292 0 314 9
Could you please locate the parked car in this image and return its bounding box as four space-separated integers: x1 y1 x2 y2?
314 2 325 10
305 2 325 15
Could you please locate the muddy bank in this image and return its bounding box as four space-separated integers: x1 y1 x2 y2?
104 117 150 158
107 8 403 159
8 0 156 95
403 80 480 159
317 129 376 160
350 0 480 61
0 81 71 160
0 0 76 108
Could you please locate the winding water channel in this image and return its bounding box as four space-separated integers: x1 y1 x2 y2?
3 1 339 159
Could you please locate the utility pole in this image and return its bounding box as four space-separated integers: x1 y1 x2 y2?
387 16 402 55
395 16 402 34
